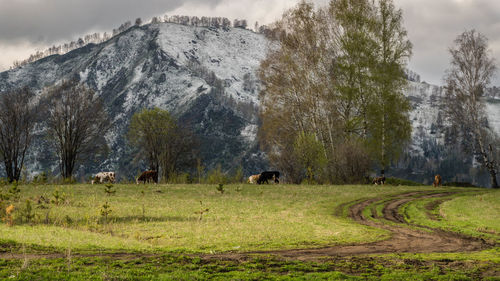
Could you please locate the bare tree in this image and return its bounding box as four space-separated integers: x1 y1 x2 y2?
0 87 38 182
444 30 498 188
44 80 110 180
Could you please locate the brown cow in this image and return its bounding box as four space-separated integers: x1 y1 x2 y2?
372 176 386 185
136 170 158 184
433 174 442 187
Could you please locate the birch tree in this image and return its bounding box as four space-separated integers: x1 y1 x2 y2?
444 30 498 188
259 0 412 183
367 0 412 174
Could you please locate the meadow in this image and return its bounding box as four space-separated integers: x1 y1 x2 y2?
0 183 499 280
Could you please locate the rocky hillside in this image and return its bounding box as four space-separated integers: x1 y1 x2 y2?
0 21 498 185
395 81 500 186
0 22 270 180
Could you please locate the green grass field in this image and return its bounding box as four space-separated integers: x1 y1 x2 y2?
403 190 500 243
1 183 499 280
1 183 422 252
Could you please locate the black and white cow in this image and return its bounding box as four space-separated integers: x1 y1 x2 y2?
257 171 280 184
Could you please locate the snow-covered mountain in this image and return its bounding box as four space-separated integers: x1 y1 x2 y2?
0 22 270 179
0 21 498 184
397 81 500 186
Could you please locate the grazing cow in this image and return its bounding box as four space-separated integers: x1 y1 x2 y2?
372 176 386 185
248 174 260 184
433 174 442 187
91 172 115 185
136 170 158 184
257 171 280 184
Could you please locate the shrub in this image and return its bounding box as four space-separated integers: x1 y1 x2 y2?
100 202 112 224
216 183 225 194
104 184 116 196
442 182 478 188
2 204 15 226
8 182 21 202
385 177 425 186
32 172 48 185
328 141 371 184
194 201 209 221
168 173 191 184
20 200 35 224
205 164 228 184
51 189 66 205
230 166 244 183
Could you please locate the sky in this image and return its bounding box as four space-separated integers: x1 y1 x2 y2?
0 0 499 85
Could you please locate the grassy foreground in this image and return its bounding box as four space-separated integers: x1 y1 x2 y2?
1 183 499 280
0 183 429 253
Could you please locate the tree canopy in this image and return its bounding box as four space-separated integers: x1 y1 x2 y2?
128 108 198 182
259 0 412 183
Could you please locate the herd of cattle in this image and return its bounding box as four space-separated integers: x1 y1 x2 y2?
90 170 443 187
91 170 280 185
91 170 158 184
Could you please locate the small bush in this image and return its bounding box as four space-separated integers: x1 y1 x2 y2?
51 189 66 205
168 173 191 184
100 202 112 224
216 183 225 194
35 196 50 224
20 200 35 224
2 204 15 226
230 166 244 183
385 177 425 186
104 184 116 196
442 182 478 188
205 164 229 184
328 141 371 184
32 172 48 185
63 177 77 184
8 182 21 202
194 201 209 221
0 178 9 185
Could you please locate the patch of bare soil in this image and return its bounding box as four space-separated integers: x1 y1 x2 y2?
424 199 447 220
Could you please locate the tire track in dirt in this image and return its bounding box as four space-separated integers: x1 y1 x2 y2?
233 190 496 260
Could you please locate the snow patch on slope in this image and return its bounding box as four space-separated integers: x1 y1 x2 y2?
157 23 270 104
485 101 500 134
404 81 445 155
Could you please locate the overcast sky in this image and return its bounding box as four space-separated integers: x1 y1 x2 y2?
1 0 499 85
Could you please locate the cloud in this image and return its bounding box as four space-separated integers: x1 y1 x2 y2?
0 0 217 43
396 0 500 84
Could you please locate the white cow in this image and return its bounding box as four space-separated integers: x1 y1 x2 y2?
91 172 115 184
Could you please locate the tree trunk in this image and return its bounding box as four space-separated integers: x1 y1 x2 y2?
475 129 498 188
489 169 498 189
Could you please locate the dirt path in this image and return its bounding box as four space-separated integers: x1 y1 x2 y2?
0 191 496 261
216 191 495 261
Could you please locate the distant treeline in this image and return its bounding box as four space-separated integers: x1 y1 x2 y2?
11 14 276 69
